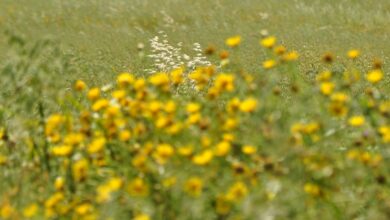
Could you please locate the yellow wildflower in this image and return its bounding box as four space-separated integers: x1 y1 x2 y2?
226 182 248 201
263 59 276 69
153 144 174 164
117 72 135 87
75 203 93 216
225 35 241 47
214 73 235 92
304 183 321 196
320 82 335 95
119 130 132 141
74 80 87 91
54 176 65 191
178 145 194 156
215 195 232 215
87 137 106 154
92 99 109 111
186 102 201 114
274 45 286 55
134 213 150 220
348 116 365 127
72 158 88 182
214 141 231 156
347 49 360 59
87 87 100 101
282 51 299 61
23 203 39 218
0 155 8 165
170 67 184 85
242 145 257 155
184 177 203 197
260 36 276 48
149 72 170 91
52 145 73 157
192 150 214 165
1 203 15 219
127 178 149 197
239 97 258 113
366 69 383 84
316 70 332 82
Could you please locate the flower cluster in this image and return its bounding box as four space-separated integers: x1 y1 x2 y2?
0 34 389 220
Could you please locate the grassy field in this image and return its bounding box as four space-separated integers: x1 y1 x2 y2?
1 0 390 219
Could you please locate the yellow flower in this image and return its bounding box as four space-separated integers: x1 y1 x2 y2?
63 132 84 146
134 78 146 91
107 177 123 191
162 176 177 188
45 192 64 208
1 203 15 219
96 185 112 203
153 144 174 164
54 176 65 191
304 183 321 196
215 195 232 215
127 178 149 197
214 141 231 156
149 72 170 90
72 158 89 182
92 99 109 111
223 133 235 142
184 177 203 197
347 49 360 59
23 203 39 218
348 116 365 127
225 35 241 48
112 89 126 100
45 114 64 137
262 59 276 69
192 150 214 165
320 82 335 96
366 69 383 84
74 80 87 91
164 100 177 113
186 102 201 114
282 51 299 61
119 130 132 141
329 102 348 117
178 145 194 156
378 126 390 143
242 145 257 155
87 137 106 154
0 154 8 165
170 67 184 85
316 70 332 82
75 203 93 216
260 36 276 48
239 97 258 113
52 145 73 157
303 122 320 134
186 113 202 125
223 117 239 131
226 182 248 202
214 73 235 92
274 45 286 55
227 97 241 113
117 72 135 87
134 213 150 220
87 87 100 101
330 92 349 103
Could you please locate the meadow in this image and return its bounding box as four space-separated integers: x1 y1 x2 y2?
1 0 390 219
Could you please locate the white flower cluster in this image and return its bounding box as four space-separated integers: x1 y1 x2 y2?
146 31 211 74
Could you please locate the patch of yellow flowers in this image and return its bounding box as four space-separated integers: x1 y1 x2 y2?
1 34 389 220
